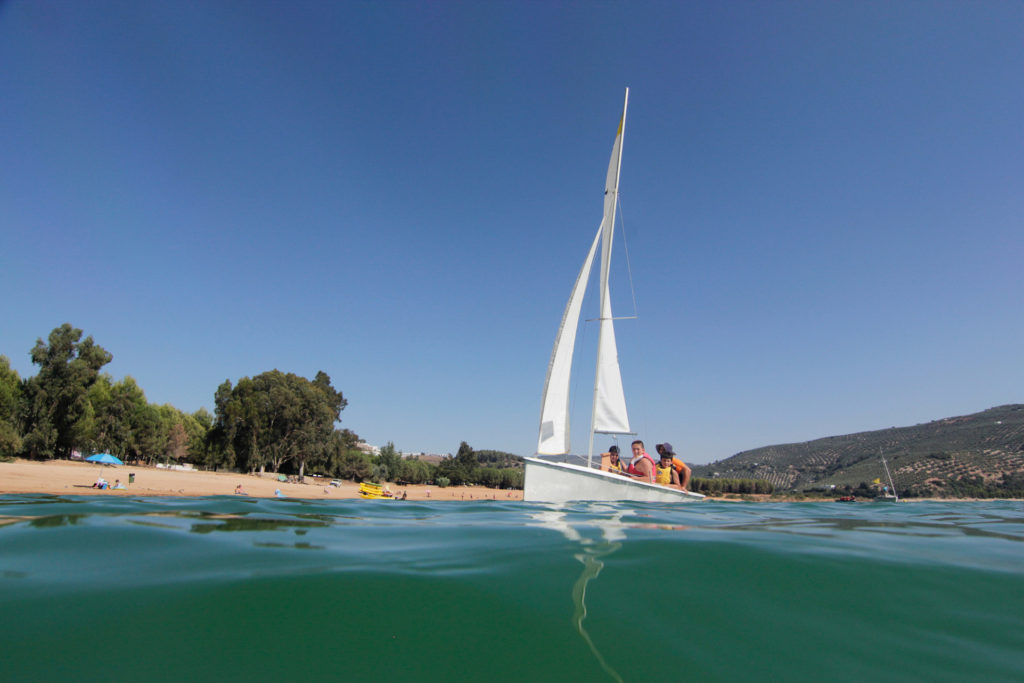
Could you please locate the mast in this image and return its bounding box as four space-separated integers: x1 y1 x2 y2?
587 87 629 468
881 450 899 502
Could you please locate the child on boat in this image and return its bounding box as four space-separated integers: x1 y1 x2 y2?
655 443 692 490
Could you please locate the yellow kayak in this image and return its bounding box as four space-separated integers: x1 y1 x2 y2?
358 482 394 500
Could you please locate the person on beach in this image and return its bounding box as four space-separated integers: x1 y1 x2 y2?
656 443 692 490
112 479 126 490
234 484 248 495
92 475 108 489
601 445 626 474
626 440 656 482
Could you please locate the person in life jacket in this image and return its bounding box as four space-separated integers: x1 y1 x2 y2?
601 445 626 474
626 440 656 483
655 443 692 490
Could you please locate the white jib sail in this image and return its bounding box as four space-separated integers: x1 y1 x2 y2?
537 225 603 455
592 90 630 436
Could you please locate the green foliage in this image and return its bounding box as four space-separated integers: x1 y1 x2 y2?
693 404 1024 496
129 403 163 463
2 326 368 482
316 430 368 481
322 431 372 482
166 421 188 462
691 477 774 495
436 441 479 485
339 451 373 481
0 356 24 458
360 444 522 489
376 442 402 481
396 457 435 484
475 466 524 489
86 375 144 458
474 449 525 468
918 471 1024 499
180 408 212 465
474 449 525 489
435 476 451 488
22 324 112 459
212 370 347 476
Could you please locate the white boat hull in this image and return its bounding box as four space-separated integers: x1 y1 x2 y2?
524 457 705 503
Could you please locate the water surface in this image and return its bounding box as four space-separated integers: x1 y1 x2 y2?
1 496 1021 681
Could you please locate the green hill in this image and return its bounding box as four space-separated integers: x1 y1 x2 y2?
692 405 1024 497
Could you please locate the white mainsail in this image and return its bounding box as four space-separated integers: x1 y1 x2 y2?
537 225 602 455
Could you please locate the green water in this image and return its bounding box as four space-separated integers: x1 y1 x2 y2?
1 496 1021 682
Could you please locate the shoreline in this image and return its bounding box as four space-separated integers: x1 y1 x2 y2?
0 458 523 501
0 459 1007 503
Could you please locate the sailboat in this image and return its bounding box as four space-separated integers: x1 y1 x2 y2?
876 450 899 502
523 89 704 504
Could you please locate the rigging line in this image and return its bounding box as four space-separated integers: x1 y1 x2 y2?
617 196 640 319
616 196 651 446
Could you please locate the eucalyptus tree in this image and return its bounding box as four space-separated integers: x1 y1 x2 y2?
86 375 150 459
398 457 434 485
213 378 250 470
22 324 112 459
437 441 479 485
376 441 401 481
181 408 212 466
0 356 24 458
213 369 347 477
128 403 164 463
324 429 371 481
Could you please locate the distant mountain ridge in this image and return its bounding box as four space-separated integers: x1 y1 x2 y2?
692 405 1024 495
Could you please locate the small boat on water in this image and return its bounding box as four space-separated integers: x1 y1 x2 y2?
522 89 703 504
878 450 900 502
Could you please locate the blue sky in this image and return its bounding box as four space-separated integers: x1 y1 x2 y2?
2 1 1021 464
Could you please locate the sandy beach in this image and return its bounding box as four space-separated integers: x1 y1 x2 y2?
0 458 523 501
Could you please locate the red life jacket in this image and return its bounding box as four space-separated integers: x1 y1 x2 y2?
627 453 656 482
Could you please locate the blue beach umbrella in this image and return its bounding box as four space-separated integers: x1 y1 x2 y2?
86 453 124 465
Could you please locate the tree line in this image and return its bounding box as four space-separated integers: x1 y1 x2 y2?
367 441 524 489
0 324 524 490
691 477 775 495
903 472 1024 499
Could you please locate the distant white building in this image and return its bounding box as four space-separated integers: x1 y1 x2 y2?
356 442 381 456
357 443 448 460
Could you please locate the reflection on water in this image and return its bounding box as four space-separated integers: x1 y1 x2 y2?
29 514 85 528
531 506 627 683
253 541 325 550
717 514 1024 543
187 516 328 535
